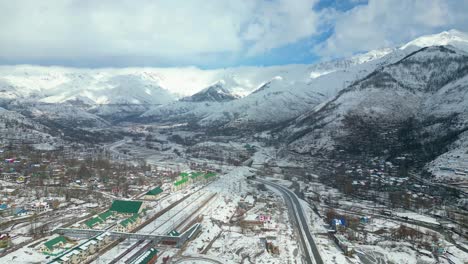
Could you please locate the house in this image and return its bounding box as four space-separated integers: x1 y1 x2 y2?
0 234 11 249
78 239 98 255
83 217 103 229
239 195 255 209
15 208 30 217
203 172 216 182
98 210 113 222
189 172 204 183
60 249 83 264
16 175 26 184
50 233 111 264
94 232 111 247
330 218 346 232
109 200 144 216
144 187 163 200
41 236 68 254
115 214 141 232
31 202 49 213
173 177 189 191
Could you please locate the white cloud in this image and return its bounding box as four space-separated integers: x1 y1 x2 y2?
240 0 320 55
2 0 466 66
316 0 468 58
0 0 320 65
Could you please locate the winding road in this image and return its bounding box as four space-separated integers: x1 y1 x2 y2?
255 178 323 264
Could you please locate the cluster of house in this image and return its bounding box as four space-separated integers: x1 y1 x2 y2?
1 158 28 184
41 192 165 263
367 173 409 190
0 146 158 193
0 156 67 185
83 210 114 229
44 232 112 264
436 158 468 179
238 195 281 231
82 199 146 233
40 236 76 255
77 186 164 235
188 162 221 174
172 171 217 191
0 196 56 218
328 216 372 256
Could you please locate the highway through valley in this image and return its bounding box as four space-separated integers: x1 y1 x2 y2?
255 178 323 264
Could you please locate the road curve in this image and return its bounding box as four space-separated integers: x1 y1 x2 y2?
255 178 323 264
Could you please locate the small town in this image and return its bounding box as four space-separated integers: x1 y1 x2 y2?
1 1 468 263
0 131 466 264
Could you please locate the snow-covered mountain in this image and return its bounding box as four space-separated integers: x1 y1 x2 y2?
0 106 64 149
0 29 467 131
284 45 468 165
400 29 468 52
140 48 401 127
140 80 240 124
7 102 110 128
181 81 239 102
0 47 396 108
195 29 468 128
42 74 175 105
0 67 176 105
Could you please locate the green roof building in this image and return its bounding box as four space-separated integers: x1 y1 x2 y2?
120 218 132 228
174 177 188 186
204 172 216 180
98 210 113 221
145 187 163 196
110 200 144 215
43 236 67 251
118 214 140 231
190 172 203 180
84 217 103 228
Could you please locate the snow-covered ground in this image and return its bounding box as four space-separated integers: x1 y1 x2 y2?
394 212 440 225
177 167 302 263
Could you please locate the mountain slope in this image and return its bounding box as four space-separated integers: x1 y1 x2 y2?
0 29 467 131
141 49 403 127
0 107 63 149
285 46 468 166
7 102 111 128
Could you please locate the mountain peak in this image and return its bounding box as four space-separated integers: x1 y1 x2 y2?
400 29 468 51
181 80 238 102
252 76 284 94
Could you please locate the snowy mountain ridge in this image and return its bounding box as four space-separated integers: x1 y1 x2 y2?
0 29 467 129
284 45 468 168
400 29 468 51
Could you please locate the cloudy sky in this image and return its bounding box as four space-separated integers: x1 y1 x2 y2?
0 0 466 68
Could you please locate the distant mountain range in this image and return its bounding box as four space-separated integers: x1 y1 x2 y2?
1 29 468 175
